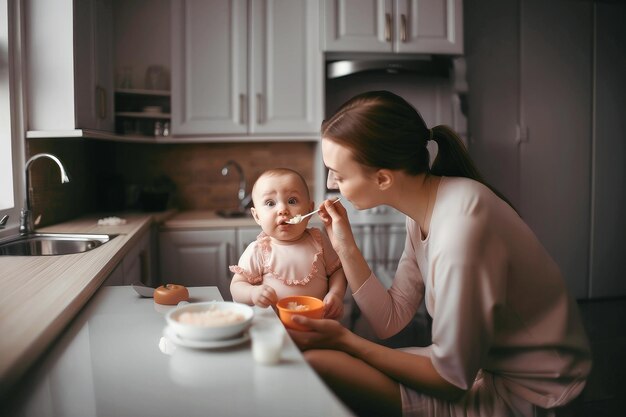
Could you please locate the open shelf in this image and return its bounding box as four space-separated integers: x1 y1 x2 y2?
115 89 171 137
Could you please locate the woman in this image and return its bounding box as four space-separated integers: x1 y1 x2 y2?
288 91 592 417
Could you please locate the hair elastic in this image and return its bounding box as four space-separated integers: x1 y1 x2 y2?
428 128 434 141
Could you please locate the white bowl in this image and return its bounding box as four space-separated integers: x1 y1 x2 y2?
165 301 254 341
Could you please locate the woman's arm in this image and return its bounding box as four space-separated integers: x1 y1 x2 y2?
291 316 466 401
230 274 277 307
319 201 424 338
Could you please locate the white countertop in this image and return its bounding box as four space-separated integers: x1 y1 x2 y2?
5 286 354 417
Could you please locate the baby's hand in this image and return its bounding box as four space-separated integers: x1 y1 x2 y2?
322 292 344 320
251 284 278 308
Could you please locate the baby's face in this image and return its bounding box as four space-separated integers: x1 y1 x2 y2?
251 173 314 242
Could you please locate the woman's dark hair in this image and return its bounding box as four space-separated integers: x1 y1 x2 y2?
321 90 513 208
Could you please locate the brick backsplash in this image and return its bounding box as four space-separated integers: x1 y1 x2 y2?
110 141 317 211
26 139 317 226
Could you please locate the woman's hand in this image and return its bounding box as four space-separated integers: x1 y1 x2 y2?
287 315 351 351
250 284 278 308
317 199 358 256
318 199 373 292
323 292 344 320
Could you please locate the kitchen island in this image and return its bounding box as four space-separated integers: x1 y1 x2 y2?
4 286 354 417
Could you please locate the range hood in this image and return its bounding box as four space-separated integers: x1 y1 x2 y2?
326 56 452 79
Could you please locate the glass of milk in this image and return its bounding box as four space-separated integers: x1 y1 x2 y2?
250 321 284 365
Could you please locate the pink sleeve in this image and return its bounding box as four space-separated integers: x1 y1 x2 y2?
352 228 425 339
427 219 507 390
229 242 264 284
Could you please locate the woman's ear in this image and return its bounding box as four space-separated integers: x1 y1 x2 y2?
376 169 393 190
250 207 262 225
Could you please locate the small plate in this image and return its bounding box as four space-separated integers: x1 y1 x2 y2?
131 283 154 298
163 326 250 349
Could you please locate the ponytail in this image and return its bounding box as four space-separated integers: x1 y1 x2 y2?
430 125 515 211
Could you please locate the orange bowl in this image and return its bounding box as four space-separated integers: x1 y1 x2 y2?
276 296 324 331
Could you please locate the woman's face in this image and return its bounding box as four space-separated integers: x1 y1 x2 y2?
322 138 380 210
250 173 314 242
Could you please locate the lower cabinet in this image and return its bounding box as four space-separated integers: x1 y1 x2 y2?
236 227 262 257
159 227 262 301
103 228 153 286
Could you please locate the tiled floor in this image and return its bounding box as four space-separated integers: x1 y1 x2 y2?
342 297 626 416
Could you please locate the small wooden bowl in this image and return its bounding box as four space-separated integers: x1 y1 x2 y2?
276 296 324 331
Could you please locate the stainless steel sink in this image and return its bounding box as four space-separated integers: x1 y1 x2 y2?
0 233 117 256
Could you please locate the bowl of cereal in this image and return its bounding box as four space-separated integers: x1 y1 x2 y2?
166 301 254 341
276 296 324 331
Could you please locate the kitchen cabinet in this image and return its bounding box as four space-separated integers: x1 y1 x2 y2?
237 227 263 256
588 3 626 298
159 225 262 300
25 0 115 137
103 228 153 287
114 89 171 138
466 0 626 298
159 229 237 300
104 262 125 287
171 0 323 139
323 0 463 54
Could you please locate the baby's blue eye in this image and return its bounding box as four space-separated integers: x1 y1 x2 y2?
264 200 275 207
288 197 298 205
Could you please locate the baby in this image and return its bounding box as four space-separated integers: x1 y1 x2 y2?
229 168 346 319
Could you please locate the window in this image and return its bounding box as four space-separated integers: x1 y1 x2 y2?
0 0 25 237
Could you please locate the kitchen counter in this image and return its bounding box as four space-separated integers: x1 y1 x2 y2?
162 210 258 228
4 286 354 417
0 210 175 396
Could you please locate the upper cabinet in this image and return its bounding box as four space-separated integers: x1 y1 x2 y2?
25 0 115 137
323 0 463 54
171 0 323 139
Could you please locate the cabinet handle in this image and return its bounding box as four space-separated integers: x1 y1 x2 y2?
385 13 392 42
256 93 264 125
239 93 246 125
401 14 407 42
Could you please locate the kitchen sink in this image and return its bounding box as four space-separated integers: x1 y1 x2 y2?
0 233 117 256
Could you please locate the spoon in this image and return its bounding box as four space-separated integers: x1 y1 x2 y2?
286 197 342 224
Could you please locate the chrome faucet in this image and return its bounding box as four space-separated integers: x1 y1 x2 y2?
20 153 70 235
221 160 251 213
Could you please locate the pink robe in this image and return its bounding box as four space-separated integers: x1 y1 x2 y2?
353 177 591 416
